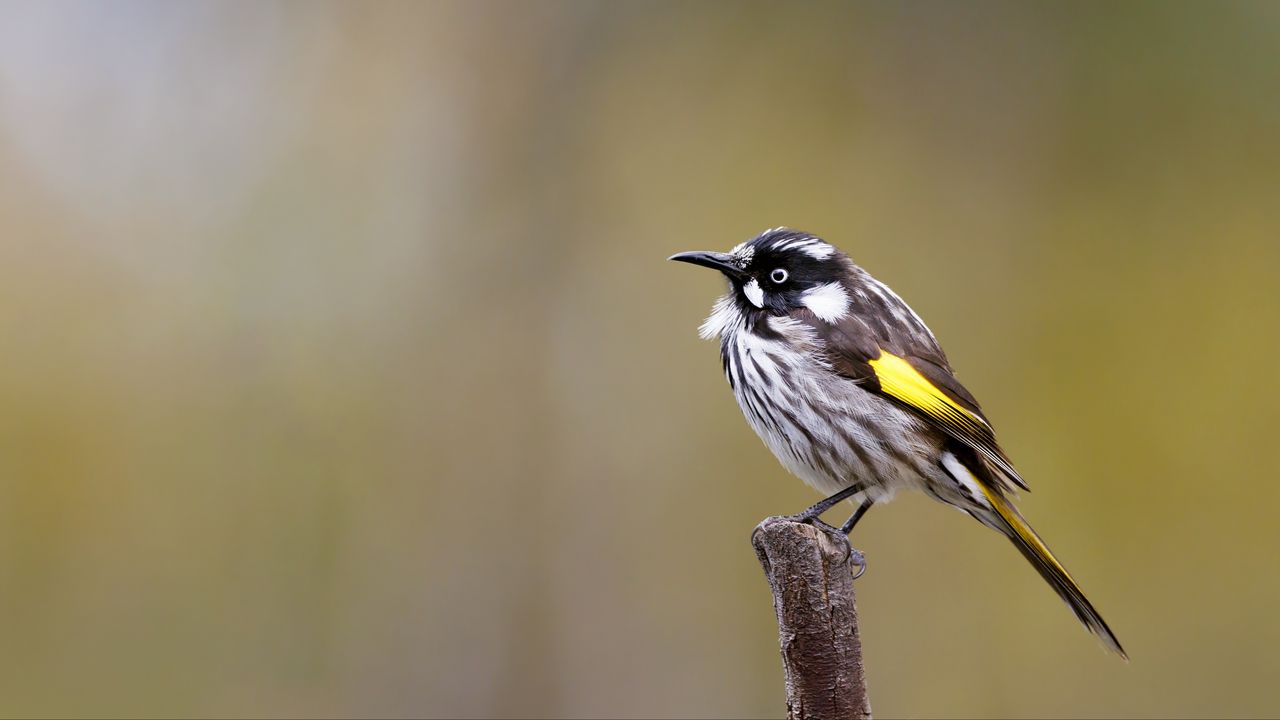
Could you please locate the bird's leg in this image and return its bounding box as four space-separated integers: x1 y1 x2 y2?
840 500 872 535
838 500 872 578
788 481 867 524
781 482 868 575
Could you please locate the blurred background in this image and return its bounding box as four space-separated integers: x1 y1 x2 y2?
1 1 1277 717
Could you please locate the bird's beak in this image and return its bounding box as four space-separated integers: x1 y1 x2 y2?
668 251 747 280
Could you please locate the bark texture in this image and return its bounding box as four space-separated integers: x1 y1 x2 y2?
752 517 871 720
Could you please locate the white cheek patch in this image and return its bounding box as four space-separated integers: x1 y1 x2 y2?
743 278 765 308
800 282 851 322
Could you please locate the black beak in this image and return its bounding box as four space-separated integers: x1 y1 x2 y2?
668 251 747 280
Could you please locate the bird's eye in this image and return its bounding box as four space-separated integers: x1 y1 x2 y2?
770 268 789 284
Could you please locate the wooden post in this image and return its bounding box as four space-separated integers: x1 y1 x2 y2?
752 516 872 720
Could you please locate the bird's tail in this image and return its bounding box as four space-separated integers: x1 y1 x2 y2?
980 486 1128 659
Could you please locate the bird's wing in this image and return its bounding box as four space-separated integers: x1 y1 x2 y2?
800 308 1029 492
867 350 1028 492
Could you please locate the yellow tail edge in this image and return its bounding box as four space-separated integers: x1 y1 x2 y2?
980 486 1129 661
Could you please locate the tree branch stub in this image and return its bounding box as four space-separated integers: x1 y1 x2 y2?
752 516 872 720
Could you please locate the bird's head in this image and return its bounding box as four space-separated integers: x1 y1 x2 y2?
669 228 852 321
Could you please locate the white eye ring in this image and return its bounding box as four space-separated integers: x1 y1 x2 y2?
770 268 789 284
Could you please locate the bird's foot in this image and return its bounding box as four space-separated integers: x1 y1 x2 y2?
773 513 868 579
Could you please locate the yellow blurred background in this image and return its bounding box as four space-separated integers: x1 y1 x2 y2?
1 1 1277 717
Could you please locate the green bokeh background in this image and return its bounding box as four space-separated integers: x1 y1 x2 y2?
1 1 1277 717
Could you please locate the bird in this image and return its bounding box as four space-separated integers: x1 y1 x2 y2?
670 227 1125 658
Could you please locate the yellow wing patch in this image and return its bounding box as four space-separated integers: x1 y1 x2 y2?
868 349 1027 490
867 350 989 435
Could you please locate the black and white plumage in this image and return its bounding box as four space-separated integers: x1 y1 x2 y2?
671 227 1125 658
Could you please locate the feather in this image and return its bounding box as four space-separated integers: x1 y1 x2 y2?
940 450 1127 659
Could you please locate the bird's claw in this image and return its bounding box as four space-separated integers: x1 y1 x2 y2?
778 513 868 579
848 547 867 579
